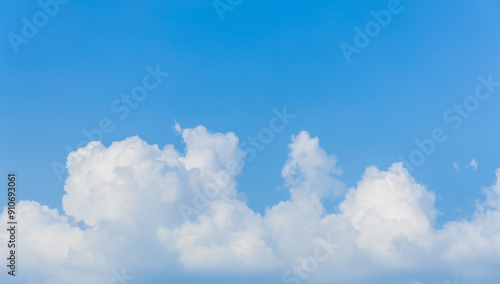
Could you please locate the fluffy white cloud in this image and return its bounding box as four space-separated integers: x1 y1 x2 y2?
436 169 500 275
0 201 108 284
2 125 500 283
339 163 437 259
282 131 345 199
158 199 279 271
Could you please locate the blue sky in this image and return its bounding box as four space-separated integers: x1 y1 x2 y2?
1 1 500 283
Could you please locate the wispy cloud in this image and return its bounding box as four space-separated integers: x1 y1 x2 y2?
470 158 478 171
453 158 478 172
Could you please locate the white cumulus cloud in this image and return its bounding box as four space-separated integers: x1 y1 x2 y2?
1 125 500 284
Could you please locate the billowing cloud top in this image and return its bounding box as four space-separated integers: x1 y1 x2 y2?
1 125 500 284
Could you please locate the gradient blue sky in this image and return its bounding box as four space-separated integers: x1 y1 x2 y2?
1 1 500 283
